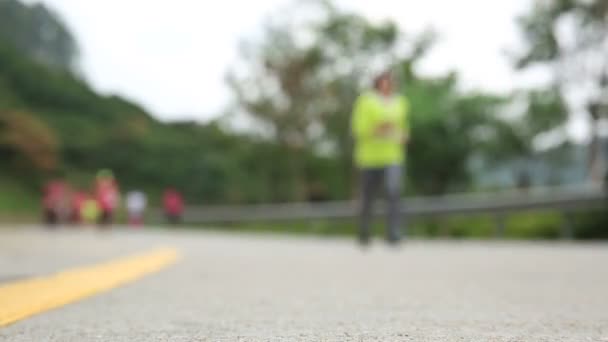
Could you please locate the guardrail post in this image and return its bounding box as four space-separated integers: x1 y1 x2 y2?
494 214 506 238
560 212 574 240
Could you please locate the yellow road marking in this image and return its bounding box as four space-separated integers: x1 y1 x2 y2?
0 247 180 327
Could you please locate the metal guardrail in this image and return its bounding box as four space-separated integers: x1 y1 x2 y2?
166 185 607 224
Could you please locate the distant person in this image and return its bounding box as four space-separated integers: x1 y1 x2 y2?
69 190 88 225
94 169 120 226
42 180 70 226
126 190 147 227
351 71 410 246
81 196 100 225
163 188 184 224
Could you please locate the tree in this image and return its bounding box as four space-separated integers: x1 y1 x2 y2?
0 0 79 72
516 0 608 182
0 110 60 173
227 0 511 198
227 0 438 199
401 70 508 194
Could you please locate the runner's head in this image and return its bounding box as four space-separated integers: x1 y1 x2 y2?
374 71 394 95
97 169 114 180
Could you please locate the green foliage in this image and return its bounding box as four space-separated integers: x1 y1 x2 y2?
525 87 569 136
404 72 507 194
0 0 78 71
0 173 38 213
574 209 608 239
515 0 607 154
0 0 520 208
0 110 60 172
516 0 607 69
511 0 608 222
212 210 604 240
503 212 563 239
0 36 245 204
1 0 602 240
229 1 509 198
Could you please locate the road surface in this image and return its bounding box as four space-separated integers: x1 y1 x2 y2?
0 226 607 341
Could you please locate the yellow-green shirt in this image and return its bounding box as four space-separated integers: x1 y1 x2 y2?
351 91 410 168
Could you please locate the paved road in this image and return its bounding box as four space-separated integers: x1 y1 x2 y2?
1 226 607 341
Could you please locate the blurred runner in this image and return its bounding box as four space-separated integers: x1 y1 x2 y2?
351 71 410 246
70 190 98 225
42 180 70 226
163 188 184 224
69 190 88 225
94 169 120 226
126 190 147 227
81 196 100 225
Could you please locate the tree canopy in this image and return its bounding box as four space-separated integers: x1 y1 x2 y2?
0 0 79 71
1 0 598 206
515 0 607 181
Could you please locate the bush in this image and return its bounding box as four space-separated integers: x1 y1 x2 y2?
574 209 608 239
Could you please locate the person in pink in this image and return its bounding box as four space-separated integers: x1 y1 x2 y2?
95 169 120 226
69 191 88 225
163 188 184 224
42 180 69 226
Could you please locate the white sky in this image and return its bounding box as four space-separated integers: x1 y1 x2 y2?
31 0 563 128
